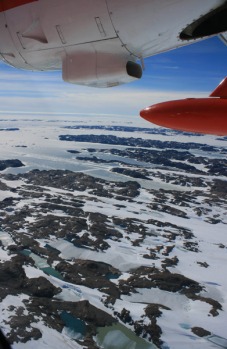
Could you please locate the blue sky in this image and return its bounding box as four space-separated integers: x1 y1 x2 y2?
129 36 227 92
0 36 226 117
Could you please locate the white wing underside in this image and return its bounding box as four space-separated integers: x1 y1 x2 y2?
0 0 227 87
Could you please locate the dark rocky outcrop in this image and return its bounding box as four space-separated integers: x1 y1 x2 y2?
0 159 24 171
191 327 211 337
0 255 60 301
24 277 61 298
118 266 203 299
111 167 150 180
56 260 121 298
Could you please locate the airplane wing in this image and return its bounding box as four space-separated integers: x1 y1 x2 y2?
219 32 227 45
0 0 227 88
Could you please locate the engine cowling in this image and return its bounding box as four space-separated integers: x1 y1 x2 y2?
180 2 227 40
62 51 142 88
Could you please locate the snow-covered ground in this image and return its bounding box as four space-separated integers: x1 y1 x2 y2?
0 114 226 349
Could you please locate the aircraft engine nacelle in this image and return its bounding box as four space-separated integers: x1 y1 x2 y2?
62 52 142 88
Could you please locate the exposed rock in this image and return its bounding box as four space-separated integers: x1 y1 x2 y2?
161 256 179 269
115 308 133 325
145 303 170 318
148 203 188 218
111 168 150 180
56 260 121 298
24 277 61 298
0 254 60 301
143 304 171 347
119 269 203 296
183 241 200 252
0 180 10 191
7 321 42 344
191 327 211 337
0 159 24 171
187 295 222 317
197 261 209 268
67 149 80 154
0 255 27 292
210 179 227 198
0 128 19 132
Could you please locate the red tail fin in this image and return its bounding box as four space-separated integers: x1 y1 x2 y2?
210 77 227 98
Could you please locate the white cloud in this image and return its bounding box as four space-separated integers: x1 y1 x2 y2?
0 65 207 117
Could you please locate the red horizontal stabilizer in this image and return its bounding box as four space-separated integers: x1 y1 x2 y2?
210 76 227 98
